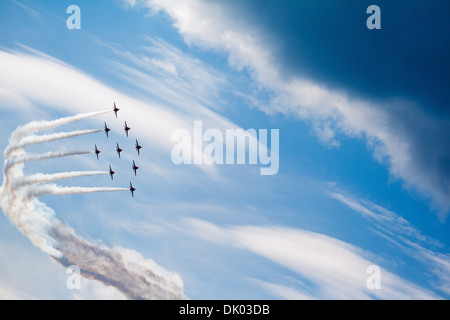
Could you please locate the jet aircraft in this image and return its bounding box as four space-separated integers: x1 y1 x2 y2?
132 160 139 176
109 165 115 180
124 121 131 137
104 122 111 138
94 145 101 160
129 182 136 197
116 143 123 158
135 139 142 155
113 102 120 118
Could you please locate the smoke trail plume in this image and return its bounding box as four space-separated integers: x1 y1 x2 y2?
13 171 108 188
0 111 186 299
26 184 128 198
4 150 93 173
5 129 102 157
51 221 185 300
7 110 109 144
5 110 108 157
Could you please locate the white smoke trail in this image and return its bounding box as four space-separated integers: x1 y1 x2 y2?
5 129 102 157
7 110 109 145
4 150 93 174
13 171 108 188
26 184 128 198
0 111 186 299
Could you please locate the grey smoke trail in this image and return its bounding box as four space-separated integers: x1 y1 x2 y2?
0 111 186 300
13 171 108 188
50 221 185 300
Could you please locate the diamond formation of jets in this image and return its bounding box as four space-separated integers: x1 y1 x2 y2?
93 103 140 197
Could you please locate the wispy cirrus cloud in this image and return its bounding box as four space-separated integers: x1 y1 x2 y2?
182 218 440 299
328 188 450 296
9 0 41 23
97 36 227 112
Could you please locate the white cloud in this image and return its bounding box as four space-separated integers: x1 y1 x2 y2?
138 0 450 219
184 218 440 299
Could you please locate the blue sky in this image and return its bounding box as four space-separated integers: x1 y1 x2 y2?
0 0 449 299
